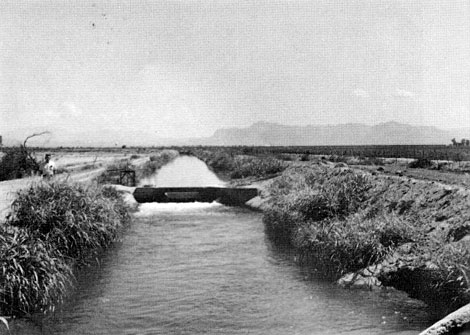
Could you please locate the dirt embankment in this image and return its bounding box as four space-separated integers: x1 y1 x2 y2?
244 161 470 326
340 171 470 305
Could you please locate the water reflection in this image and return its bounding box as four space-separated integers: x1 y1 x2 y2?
139 156 225 187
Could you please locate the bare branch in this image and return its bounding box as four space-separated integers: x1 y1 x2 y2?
23 131 51 148
21 131 51 172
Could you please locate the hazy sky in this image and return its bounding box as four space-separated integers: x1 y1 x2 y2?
1 0 469 144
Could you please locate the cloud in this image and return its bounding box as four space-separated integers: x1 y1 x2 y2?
352 89 370 98
393 89 415 98
62 102 84 118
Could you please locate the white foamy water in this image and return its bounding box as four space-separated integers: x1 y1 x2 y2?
134 201 223 216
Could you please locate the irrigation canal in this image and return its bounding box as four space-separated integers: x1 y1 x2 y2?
16 156 434 334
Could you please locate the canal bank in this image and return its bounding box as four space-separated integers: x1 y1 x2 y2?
7 196 435 335
2 153 469 334
233 160 470 334
0 182 130 322
0 150 176 331
1 155 444 334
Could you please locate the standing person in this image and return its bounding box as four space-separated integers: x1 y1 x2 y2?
42 153 56 178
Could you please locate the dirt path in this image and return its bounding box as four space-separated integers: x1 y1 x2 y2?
0 152 152 221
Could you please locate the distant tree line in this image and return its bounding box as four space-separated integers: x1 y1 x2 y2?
451 138 470 147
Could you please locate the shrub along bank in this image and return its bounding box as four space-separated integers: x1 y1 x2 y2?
0 147 40 181
0 182 130 317
137 150 179 181
186 148 287 179
262 163 470 315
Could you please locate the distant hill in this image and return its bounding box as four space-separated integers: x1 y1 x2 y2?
2 121 469 147
194 121 470 146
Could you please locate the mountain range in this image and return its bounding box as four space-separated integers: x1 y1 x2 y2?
195 121 470 146
2 121 469 147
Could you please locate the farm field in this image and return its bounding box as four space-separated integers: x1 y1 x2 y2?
175 145 470 188
176 145 470 162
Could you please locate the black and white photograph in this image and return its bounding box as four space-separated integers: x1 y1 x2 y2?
1 1 470 334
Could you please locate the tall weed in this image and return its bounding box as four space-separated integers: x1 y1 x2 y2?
0 226 73 316
263 166 422 277
1 181 129 316
7 182 129 263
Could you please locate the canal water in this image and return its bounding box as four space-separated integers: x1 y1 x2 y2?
14 156 434 334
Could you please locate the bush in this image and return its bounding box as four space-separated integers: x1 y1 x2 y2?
408 158 433 169
7 182 129 262
278 168 371 220
0 181 130 316
264 167 370 240
300 153 310 161
0 147 40 181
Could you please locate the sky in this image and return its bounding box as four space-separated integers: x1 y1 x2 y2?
1 0 469 145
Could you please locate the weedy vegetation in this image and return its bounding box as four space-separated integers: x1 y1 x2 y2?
0 147 40 181
138 150 179 180
186 148 287 179
0 132 52 181
263 167 388 276
262 163 470 311
0 182 129 317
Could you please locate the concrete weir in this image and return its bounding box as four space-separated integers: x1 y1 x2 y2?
133 187 259 206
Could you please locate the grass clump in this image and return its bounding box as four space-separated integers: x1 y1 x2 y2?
8 182 129 262
295 212 419 277
0 226 72 316
0 181 130 317
263 166 421 278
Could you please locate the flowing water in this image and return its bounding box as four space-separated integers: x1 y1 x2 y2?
13 156 435 334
